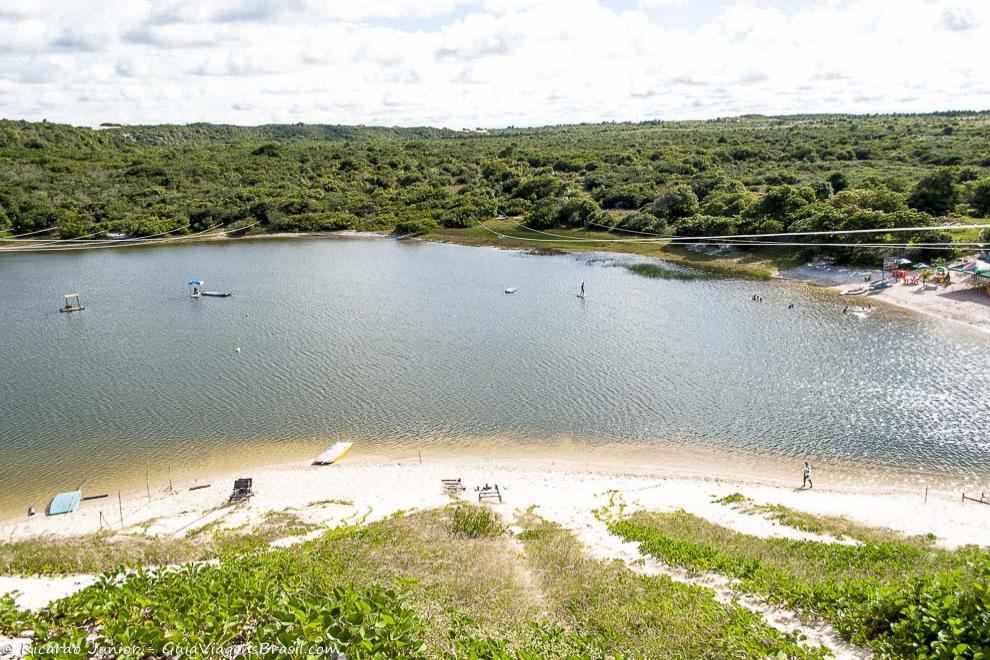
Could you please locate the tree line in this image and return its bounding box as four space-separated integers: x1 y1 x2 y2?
1 114 988 261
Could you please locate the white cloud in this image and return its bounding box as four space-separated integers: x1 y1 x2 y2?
0 0 987 127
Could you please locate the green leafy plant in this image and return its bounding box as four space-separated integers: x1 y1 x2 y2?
448 505 506 539
610 509 990 655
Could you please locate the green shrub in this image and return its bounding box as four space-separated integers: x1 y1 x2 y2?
714 492 749 505
610 510 990 656
36 553 425 658
448 504 506 539
0 592 35 636
393 217 440 236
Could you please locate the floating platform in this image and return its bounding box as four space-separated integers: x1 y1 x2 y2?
60 293 84 312
312 441 354 465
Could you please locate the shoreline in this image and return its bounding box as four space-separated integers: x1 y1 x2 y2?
5 226 989 337
780 259 990 336
3 442 988 548
842 281 990 336
4 431 988 525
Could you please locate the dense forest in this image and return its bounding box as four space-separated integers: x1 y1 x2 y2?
1 113 989 262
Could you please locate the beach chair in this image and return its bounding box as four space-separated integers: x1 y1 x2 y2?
442 478 466 495
477 484 502 504
227 478 255 505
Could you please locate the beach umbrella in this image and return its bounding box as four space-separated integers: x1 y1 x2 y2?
913 262 931 270
896 258 912 267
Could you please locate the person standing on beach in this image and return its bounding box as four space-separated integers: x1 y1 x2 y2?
802 462 813 489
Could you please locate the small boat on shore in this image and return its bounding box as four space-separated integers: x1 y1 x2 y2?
841 286 867 296
46 489 82 516
313 441 354 465
868 280 892 291
504 287 517 294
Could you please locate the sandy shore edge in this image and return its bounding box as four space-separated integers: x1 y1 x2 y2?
3 447 988 549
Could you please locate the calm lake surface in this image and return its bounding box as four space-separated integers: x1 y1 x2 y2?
1 237 988 512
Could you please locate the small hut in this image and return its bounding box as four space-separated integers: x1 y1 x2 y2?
188 279 204 298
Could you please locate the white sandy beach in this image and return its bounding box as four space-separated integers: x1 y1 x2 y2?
3 447 989 659
781 258 990 335
4 447 988 548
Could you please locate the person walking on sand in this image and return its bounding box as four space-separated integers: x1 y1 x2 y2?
580 282 585 296
802 462 813 489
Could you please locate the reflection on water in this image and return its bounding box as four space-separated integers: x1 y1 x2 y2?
0 237 988 513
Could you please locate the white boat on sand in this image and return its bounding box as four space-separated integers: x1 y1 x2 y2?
312 441 354 465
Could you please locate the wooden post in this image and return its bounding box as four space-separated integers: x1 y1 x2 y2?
146 468 151 502
924 486 928 503
118 491 123 526
418 450 422 465
168 466 173 493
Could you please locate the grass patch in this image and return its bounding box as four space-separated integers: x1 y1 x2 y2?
3 508 583 657
307 498 354 507
713 492 750 506
517 512 827 658
711 496 932 543
0 511 318 575
623 262 709 280
430 220 779 280
2 507 837 657
448 504 506 539
744 503 931 544
610 509 989 656
0 534 208 576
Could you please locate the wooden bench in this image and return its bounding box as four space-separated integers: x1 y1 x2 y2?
477 484 502 504
442 478 466 495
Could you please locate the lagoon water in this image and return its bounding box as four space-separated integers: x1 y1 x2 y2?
1 237 989 513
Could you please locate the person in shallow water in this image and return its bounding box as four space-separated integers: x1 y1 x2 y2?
580 282 585 295
802 462 813 489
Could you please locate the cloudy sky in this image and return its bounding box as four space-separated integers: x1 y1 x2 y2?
0 0 987 128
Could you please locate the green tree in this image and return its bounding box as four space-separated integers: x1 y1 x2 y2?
650 183 699 220
700 181 753 217
810 180 833 201
907 169 958 216
616 211 667 235
554 195 606 228
745 185 815 225
827 172 848 193
966 177 990 217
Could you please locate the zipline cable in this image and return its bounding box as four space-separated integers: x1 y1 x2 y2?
0 222 260 253
0 226 56 239
477 221 988 251
1 223 193 249
579 218 990 242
